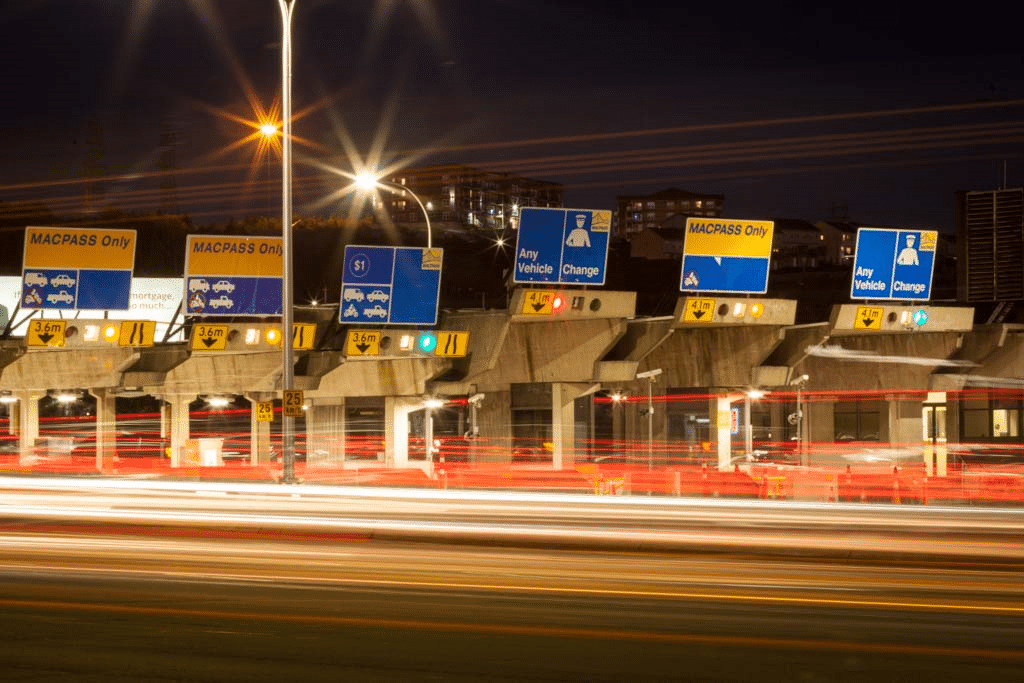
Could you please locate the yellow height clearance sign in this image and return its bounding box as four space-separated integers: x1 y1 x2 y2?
24 227 136 270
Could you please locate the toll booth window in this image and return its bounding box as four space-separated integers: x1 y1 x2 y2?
834 400 882 442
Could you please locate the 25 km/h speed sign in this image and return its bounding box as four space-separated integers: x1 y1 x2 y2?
282 390 304 418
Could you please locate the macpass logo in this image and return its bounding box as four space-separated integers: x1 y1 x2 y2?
688 221 743 236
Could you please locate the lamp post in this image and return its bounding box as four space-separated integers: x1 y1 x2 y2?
277 0 297 483
354 173 433 248
636 368 662 471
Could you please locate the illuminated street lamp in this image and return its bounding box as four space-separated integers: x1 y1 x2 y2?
260 123 278 138
277 0 297 483
354 172 434 248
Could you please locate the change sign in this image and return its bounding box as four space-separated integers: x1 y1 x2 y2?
22 227 136 310
850 228 937 301
513 208 611 285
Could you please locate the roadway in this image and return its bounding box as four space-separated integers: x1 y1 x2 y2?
0 477 1021 681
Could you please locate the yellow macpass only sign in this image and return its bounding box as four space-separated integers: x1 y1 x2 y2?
24 227 136 270
26 319 66 347
683 219 774 258
683 298 716 323
854 306 885 330
521 290 554 315
185 235 282 276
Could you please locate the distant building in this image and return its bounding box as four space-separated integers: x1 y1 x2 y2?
378 164 563 232
956 187 1024 303
815 220 857 265
615 188 724 241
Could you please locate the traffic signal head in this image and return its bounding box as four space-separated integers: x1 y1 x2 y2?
417 331 438 353
551 293 567 313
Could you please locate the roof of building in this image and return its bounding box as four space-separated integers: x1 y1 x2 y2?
616 187 725 202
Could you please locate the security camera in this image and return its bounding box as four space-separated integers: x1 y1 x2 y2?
468 393 485 406
636 368 663 380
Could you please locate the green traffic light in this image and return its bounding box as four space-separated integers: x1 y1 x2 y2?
418 332 438 352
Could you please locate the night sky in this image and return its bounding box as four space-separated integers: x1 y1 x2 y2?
0 0 1022 230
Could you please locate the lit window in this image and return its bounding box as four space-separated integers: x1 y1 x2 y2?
695 200 703 208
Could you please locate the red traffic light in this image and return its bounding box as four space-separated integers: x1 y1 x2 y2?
551 294 566 312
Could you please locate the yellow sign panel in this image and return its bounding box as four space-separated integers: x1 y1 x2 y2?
717 410 732 429
683 298 716 323
118 320 156 347
185 235 282 276
283 390 304 418
191 324 229 350
853 306 885 330
346 330 381 356
918 231 938 252
683 218 774 258
255 401 274 423
435 331 470 357
292 323 316 350
26 319 66 347
421 248 443 271
521 290 554 315
24 227 136 270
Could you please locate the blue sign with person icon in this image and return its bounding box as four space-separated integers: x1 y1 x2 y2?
513 207 611 286
849 227 938 301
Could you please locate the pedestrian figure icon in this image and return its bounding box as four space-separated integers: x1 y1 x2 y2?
896 234 919 266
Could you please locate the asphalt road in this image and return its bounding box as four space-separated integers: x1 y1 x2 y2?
0 479 1021 681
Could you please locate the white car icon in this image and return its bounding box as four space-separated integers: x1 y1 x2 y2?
209 295 234 309
25 272 48 287
47 290 74 304
212 280 235 293
366 289 389 303
364 305 387 319
343 303 359 318
188 278 210 293
343 288 365 302
51 274 76 288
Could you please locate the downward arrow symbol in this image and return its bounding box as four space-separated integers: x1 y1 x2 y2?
692 310 705 319
38 333 53 343
532 302 545 312
202 337 217 348
862 317 875 327
356 343 371 353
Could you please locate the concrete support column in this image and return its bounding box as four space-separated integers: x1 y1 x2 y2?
16 392 43 466
715 396 732 472
167 395 192 468
385 397 421 468
89 389 116 473
306 399 346 464
471 390 511 464
551 383 596 470
245 394 273 465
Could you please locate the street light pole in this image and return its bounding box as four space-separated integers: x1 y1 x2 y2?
277 0 296 483
355 174 433 248
636 368 662 471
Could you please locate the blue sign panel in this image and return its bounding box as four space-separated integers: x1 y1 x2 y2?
22 227 136 311
340 246 443 325
21 269 134 311
850 228 937 301
679 218 775 294
185 277 282 317
513 208 611 285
